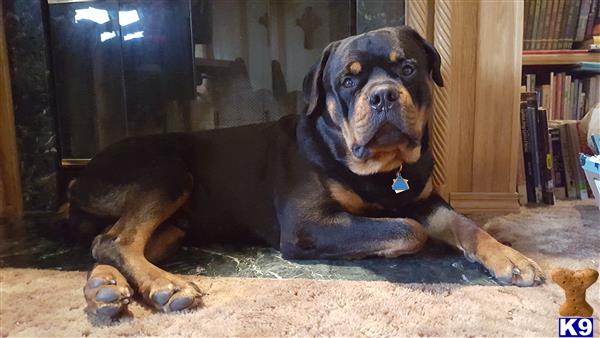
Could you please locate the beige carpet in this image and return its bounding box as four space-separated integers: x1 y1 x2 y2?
1 200 599 337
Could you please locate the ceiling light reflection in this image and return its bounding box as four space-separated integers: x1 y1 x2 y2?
100 31 117 42
74 7 110 24
119 10 140 26
123 31 144 41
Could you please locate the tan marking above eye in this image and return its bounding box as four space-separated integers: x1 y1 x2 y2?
389 51 400 63
348 61 362 75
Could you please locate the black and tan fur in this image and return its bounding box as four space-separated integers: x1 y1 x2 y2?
68 26 544 318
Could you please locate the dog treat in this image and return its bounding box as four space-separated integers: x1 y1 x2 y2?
552 268 598 317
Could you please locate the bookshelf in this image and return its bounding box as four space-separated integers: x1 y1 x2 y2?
519 0 599 205
522 51 600 65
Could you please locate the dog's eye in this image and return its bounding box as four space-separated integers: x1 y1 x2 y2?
342 77 355 88
401 64 415 77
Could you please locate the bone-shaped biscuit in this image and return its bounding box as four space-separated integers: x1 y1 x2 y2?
552 268 598 317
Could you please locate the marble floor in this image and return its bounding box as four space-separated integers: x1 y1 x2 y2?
0 214 497 285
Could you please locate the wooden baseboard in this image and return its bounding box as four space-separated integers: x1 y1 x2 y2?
449 192 520 214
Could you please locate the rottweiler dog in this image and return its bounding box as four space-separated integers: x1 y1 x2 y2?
68 26 544 317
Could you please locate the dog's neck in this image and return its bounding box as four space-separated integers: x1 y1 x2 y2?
296 112 433 209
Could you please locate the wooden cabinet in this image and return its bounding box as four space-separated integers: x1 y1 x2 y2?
408 0 524 213
0 7 23 218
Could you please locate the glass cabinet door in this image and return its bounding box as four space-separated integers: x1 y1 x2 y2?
48 0 404 160
49 0 194 159
49 0 126 158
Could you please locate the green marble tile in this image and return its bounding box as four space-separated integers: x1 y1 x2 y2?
0 215 497 285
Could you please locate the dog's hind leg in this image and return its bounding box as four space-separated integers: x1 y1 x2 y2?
86 186 202 314
84 222 188 317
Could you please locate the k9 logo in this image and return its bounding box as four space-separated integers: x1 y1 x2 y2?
559 318 594 338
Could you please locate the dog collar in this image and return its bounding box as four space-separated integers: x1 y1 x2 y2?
392 165 410 193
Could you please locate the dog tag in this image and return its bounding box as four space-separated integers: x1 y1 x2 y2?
392 170 410 193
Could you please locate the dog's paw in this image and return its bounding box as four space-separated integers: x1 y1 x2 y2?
475 241 545 287
139 274 203 313
84 264 133 317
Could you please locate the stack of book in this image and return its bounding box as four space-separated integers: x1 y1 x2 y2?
524 72 600 120
523 0 600 50
518 92 593 205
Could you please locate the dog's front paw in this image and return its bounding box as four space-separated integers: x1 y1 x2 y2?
139 274 203 313
84 264 133 317
474 241 545 286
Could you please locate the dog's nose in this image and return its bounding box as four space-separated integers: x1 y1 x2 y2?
369 86 399 112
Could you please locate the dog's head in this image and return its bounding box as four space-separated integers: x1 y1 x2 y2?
303 26 443 175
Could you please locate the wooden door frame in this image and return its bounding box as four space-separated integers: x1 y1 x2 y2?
0 5 23 218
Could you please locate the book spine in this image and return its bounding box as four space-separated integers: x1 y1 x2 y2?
537 0 549 49
563 75 571 119
564 0 582 48
552 0 567 49
527 99 542 202
549 72 555 118
546 0 560 50
576 0 593 41
582 77 590 113
556 73 563 119
566 122 584 199
549 128 567 199
520 101 537 203
559 123 577 198
536 108 555 204
570 80 576 120
559 1 573 49
524 0 534 50
578 92 586 120
542 84 551 111
532 0 542 49
542 0 553 49
575 122 594 199
585 0 599 39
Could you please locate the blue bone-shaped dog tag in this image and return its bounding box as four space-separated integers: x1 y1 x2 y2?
392 171 410 193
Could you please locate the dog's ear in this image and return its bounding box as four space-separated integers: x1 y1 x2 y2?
421 39 443 87
303 41 338 115
404 27 443 87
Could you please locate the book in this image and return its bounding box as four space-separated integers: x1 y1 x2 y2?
546 0 560 50
536 108 555 204
563 74 571 119
564 0 582 49
520 100 537 203
531 0 543 49
541 84 551 113
517 143 528 205
525 93 543 201
585 0 599 39
541 0 553 49
549 127 567 199
555 73 563 119
553 0 567 49
576 0 593 42
566 121 587 198
556 122 578 198
524 0 535 50
549 72 556 118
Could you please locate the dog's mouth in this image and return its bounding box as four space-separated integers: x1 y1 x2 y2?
351 123 419 160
